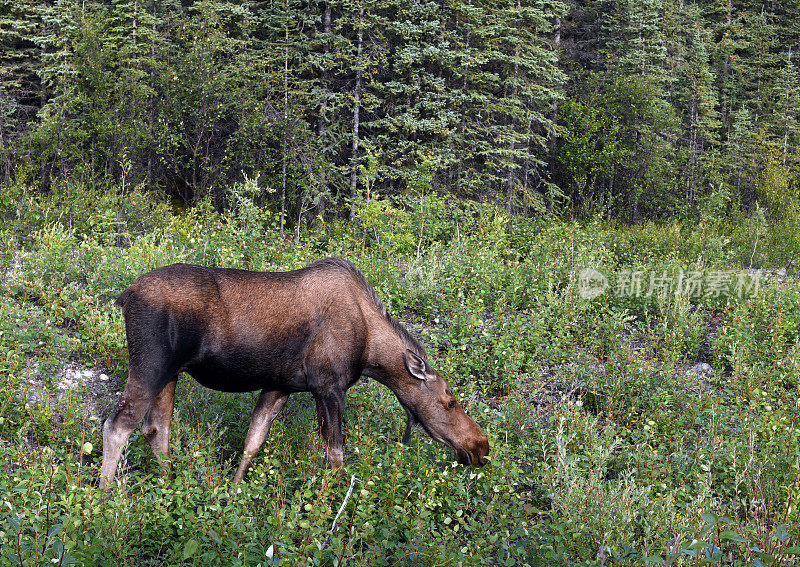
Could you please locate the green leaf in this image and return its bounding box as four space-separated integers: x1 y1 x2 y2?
773 523 790 542
701 512 718 525
183 538 199 560
46 524 62 539
719 530 748 543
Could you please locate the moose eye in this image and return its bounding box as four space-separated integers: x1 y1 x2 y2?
447 400 456 410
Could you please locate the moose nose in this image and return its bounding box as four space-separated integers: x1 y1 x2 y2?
470 436 490 467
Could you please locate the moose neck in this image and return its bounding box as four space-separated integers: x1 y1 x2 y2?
361 321 420 399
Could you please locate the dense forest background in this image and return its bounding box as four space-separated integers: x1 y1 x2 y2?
1 0 799 228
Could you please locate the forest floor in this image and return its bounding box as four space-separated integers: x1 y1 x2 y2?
2 190 799 566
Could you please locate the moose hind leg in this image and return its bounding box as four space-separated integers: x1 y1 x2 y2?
142 379 177 474
99 379 157 489
233 390 289 483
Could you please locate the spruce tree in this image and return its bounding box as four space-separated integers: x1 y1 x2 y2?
0 0 47 180
773 50 800 167
675 14 720 203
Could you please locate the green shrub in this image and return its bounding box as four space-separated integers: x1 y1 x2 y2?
2 184 799 566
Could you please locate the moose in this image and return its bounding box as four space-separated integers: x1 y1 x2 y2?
100 258 489 488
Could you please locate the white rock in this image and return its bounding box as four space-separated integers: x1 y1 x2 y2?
687 363 714 377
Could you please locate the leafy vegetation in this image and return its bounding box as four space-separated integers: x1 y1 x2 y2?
1 184 798 565
1 0 799 564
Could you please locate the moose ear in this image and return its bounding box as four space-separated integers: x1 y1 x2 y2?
404 351 428 381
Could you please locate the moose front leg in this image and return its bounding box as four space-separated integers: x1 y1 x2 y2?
234 390 290 483
401 407 416 444
313 389 346 468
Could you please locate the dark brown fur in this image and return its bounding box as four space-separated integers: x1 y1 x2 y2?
100 258 489 488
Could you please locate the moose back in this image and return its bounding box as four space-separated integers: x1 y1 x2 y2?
100 257 489 488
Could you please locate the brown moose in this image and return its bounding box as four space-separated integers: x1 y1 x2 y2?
100 258 489 488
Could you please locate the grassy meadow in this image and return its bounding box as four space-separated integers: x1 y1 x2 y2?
0 182 799 566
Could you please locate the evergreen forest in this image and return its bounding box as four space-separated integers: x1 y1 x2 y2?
0 0 799 225
1 1 800 566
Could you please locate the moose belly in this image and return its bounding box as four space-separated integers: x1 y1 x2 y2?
179 319 315 393
184 345 309 393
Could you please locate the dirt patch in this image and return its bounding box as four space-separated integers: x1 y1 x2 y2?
21 361 122 420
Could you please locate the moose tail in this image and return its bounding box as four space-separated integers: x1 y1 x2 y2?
116 288 134 309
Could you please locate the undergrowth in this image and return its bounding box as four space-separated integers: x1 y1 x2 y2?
0 181 798 565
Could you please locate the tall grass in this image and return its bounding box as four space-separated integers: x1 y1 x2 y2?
0 182 798 565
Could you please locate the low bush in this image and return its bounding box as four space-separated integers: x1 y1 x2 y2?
1 183 798 565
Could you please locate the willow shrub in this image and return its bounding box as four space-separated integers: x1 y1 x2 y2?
2 184 799 565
